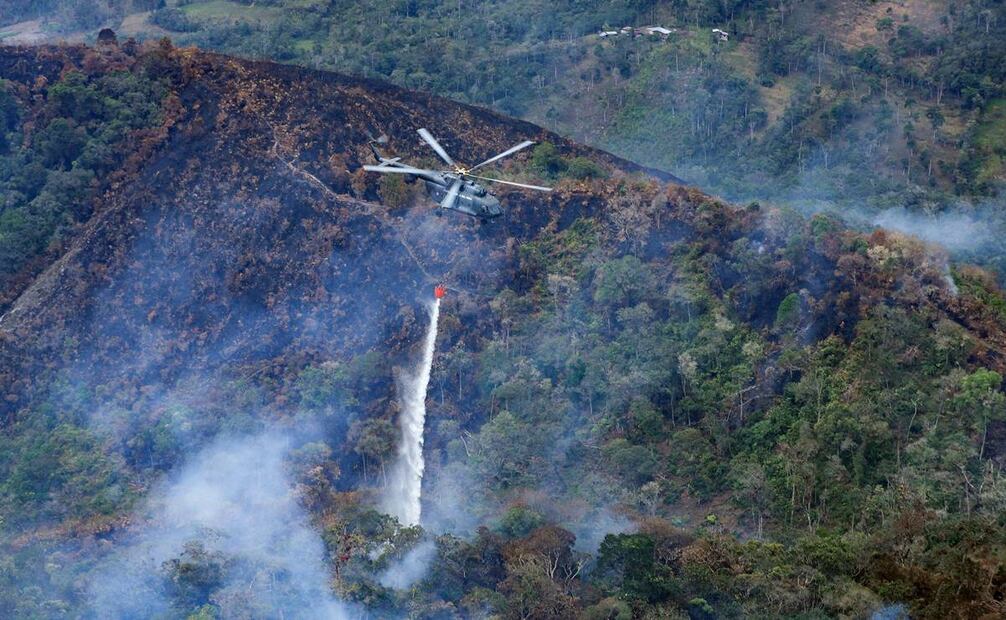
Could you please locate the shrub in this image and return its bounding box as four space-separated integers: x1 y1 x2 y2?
566 156 605 179
775 292 800 328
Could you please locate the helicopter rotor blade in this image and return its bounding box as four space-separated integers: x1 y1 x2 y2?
440 179 463 211
363 164 437 176
468 140 535 172
465 173 552 192
417 128 455 167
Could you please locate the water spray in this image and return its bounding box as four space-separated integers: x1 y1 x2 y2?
383 286 443 526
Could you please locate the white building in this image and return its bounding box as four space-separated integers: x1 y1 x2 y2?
598 26 674 39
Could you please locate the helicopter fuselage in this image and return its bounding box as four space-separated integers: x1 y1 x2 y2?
423 175 503 220
365 129 552 220
375 160 503 220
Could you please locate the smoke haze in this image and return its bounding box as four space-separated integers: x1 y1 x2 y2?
377 540 437 590
88 432 351 618
872 207 997 252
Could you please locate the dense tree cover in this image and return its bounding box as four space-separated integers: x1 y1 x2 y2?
0 37 1003 620
0 46 170 300
11 182 1003 617
409 192 1004 617
60 0 1000 210
299 201 1006 617
0 0 162 32
0 1 62 27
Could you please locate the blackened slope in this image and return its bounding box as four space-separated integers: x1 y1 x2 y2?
0 44 87 84
223 52 683 183
0 45 668 423
0 43 997 432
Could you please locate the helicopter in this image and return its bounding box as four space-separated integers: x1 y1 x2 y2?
364 128 552 221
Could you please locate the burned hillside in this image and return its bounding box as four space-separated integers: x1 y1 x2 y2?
0 41 1004 619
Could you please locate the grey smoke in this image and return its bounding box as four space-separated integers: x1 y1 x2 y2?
88 432 351 618
377 540 437 590
871 603 909 620
872 207 995 252
421 459 483 536
569 507 637 554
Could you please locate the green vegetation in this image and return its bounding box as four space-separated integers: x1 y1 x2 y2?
0 21 1004 620
0 419 129 529
0 65 169 292
7 1 1006 207
531 141 607 180
312 202 1006 618
968 98 1006 190
8 156 1002 615
0 0 161 32
92 0 1005 209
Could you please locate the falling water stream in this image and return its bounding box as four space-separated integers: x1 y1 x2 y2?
384 298 440 526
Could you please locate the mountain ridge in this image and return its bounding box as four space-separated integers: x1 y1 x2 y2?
0 40 1005 618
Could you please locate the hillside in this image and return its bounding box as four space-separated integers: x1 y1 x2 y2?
6 0 1004 217
0 41 1005 618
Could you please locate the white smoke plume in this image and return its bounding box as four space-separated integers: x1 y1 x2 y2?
872 207 995 252
377 540 438 590
87 432 352 618
570 507 637 554
383 299 440 526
